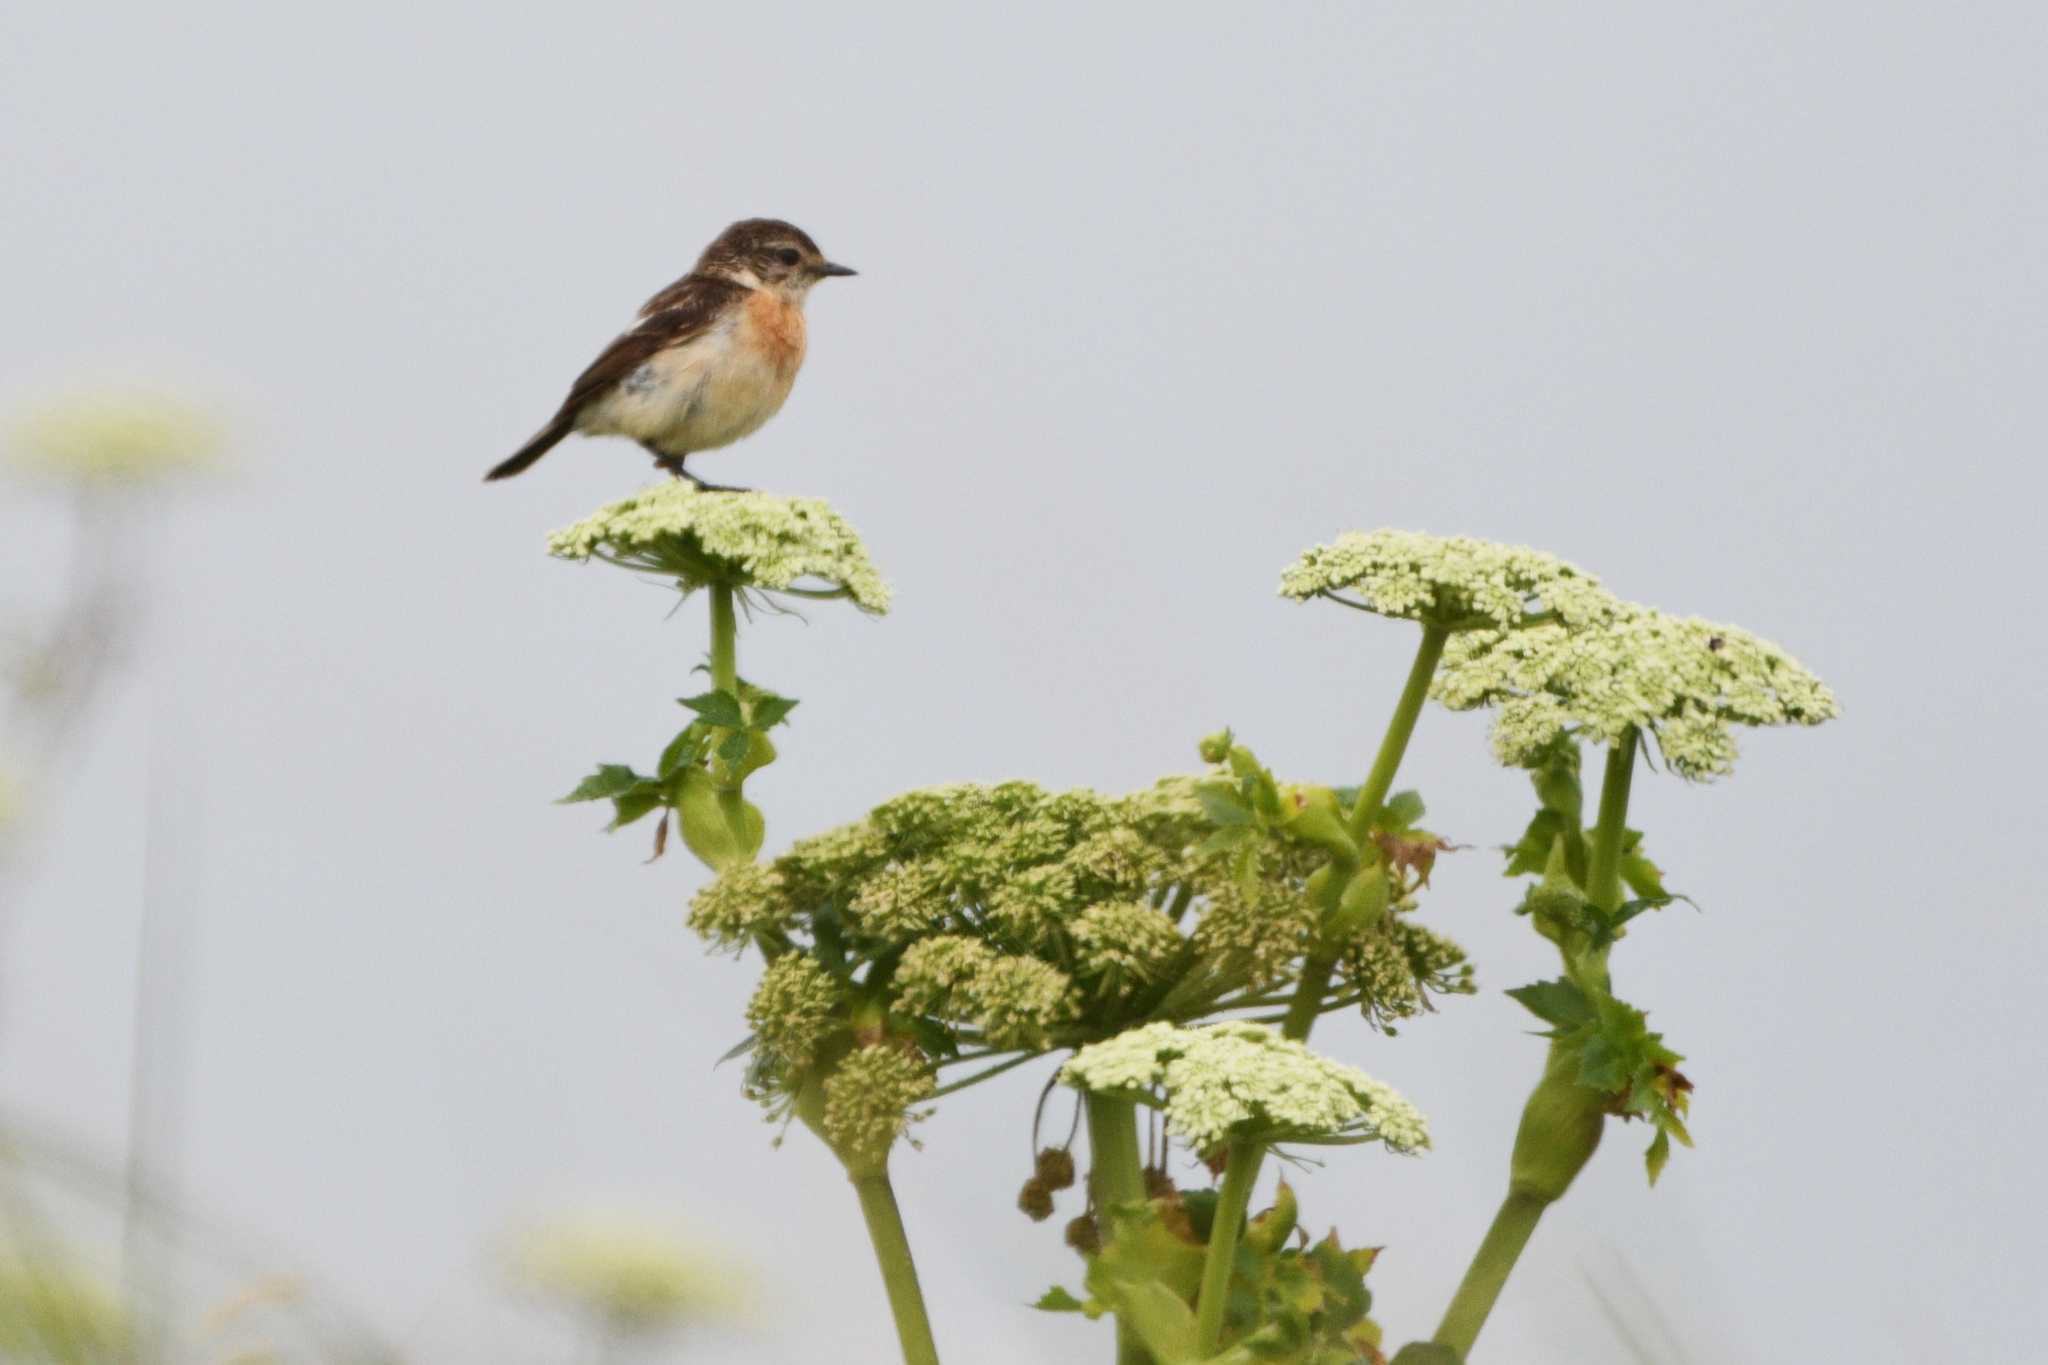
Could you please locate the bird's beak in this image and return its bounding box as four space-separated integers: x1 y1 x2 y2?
816 261 858 278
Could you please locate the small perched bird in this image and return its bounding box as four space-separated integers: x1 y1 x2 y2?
485 218 855 486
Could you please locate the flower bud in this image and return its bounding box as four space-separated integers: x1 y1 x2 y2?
1326 865 1392 939
1198 731 1233 765
1064 1214 1102 1256
1035 1147 1076 1192
674 767 763 871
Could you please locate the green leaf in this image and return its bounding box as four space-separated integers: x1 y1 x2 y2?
1645 1127 1672 1186
1033 1285 1089 1313
718 729 752 765
678 690 747 728
657 727 704 779
749 693 800 729
1196 784 1253 828
1378 790 1426 831
559 764 647 804
608 788 665 829
1506 978 1594 1033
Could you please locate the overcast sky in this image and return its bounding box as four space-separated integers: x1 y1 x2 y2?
3 4 2044 1362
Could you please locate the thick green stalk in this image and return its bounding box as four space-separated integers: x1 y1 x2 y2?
1085 1095 1153 1365
1282 622 1450 1041
1585 727 1639 913
1432 732 1640 1357
708 582 739 694
1343 622 1451 845
1193 1142 1263 1356
852 1171 943 1365
1431 1190 1548 1356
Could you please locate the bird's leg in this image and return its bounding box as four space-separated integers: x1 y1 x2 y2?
641 444 747 493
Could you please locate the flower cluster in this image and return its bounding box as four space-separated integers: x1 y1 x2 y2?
1432 604 1840 778
1061 1020 1429 1154
820 1046 936 1174
548 481 891 612
1279 530 1617 630
1341 919 1477 1030
745 954 844 1077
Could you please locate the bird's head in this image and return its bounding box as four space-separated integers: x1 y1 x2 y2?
696 219 856 299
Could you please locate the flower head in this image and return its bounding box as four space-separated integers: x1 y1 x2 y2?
1433 603 1840 779
820 1045 935 1173
1280 530 1616 630
745 954 844 1075
1061 1020 1429 1154
510 1214 748 1332
548 482 890 612
9 390 221 485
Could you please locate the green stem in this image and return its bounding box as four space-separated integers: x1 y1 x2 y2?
852 1171 943 1365
1585 727 1638 912
1431 1189 1548 1357
1193 1142 1263 1356
1344 622 1451 845
708 582 739 694
1431 734 1641 1358
1580 727 1640 991
1085 1094 1153 1365
1282 622 1450 1042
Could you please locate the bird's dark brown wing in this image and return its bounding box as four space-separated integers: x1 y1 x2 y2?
547 275 749 423
487 274 749 481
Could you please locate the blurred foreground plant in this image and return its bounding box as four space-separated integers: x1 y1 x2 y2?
532 498 1837 1364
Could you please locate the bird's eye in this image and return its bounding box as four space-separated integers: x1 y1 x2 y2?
774 248 801 266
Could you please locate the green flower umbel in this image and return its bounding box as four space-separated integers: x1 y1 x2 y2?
1432 603 1840 778
549 481 891 612
1061 1020 1429 1155
1280 529 1618 631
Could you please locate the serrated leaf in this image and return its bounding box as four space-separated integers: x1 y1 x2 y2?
608 788 664 829
559 764 646 803
718 729 752 765
1505 978 1593 1032
678 690 747 728
749 694 799 729
1378 790 1425 831
1196 785 1253 828
658 727 704 779
1645 1127 1672 1185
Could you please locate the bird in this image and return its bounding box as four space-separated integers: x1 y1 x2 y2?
485 218 855 487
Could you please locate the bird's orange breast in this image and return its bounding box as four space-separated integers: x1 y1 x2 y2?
742 289 808 379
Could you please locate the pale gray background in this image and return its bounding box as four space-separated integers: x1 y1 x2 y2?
3 3 2043 1361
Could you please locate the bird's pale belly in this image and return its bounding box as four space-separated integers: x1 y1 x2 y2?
580 296 807 455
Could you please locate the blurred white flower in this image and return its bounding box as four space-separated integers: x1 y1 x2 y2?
510 1213 751 1335
9 389 222 485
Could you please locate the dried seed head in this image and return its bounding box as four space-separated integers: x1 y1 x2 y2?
1017 1177 1055 1222
1035 1147 1076 1191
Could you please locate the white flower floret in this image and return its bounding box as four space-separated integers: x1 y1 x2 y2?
1061 1020 1428 1153
548 481 890 613
1280 530 1617 629
1433 603 1840 779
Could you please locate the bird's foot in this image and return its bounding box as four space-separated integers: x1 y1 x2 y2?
651 452 747 493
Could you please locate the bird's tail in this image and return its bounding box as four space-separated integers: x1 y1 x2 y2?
483 415 573 481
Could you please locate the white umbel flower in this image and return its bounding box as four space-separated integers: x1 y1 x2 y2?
1061 1020 1428 1153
